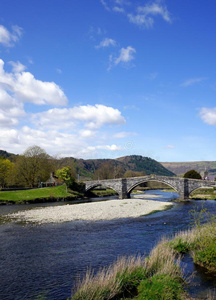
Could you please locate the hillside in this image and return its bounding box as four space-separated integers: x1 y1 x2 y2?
116 155 175 177
0 149 175 179
161 161 216 177
50 155 176 179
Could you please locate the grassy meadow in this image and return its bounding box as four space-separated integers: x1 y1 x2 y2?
0 185 83 204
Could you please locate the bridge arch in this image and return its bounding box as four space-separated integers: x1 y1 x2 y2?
187 183 215 197
127 179 179 196
85 183 119 196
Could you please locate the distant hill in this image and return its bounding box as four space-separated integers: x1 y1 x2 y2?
116 155 175 177
0 150 14 159
161 161 216 178
58 155 175 179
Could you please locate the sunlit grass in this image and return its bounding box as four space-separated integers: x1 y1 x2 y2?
0 185 82 203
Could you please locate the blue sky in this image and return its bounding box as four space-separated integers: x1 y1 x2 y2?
0 0 216 162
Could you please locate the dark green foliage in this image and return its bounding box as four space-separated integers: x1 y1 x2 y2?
0 150 13 159
193 240 216 272
169 238 191 254
116 266 147 298
183 169 202 179
137 274 184 300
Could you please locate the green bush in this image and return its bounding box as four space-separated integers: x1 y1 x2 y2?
137 274 184 300
115 266 147 298
193 238 216 272
169 238 191 254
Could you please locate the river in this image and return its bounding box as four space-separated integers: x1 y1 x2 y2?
0 191 215 300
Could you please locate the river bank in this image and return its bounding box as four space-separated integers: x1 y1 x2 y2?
7 195 173 223
1 191 215 300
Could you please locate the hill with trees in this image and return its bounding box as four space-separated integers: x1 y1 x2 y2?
0 149 175 184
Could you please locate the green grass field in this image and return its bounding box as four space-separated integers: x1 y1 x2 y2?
0 185 82 204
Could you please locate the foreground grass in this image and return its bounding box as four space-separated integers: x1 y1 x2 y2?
71 239 186 300
0 185 83 204
169 210 216 273
71 210 216 300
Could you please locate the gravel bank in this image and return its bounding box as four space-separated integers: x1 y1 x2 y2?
8 197 173 224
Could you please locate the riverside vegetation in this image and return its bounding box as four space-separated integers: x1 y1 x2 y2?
71 208 216 300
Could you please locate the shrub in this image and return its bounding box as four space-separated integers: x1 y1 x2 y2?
137 274 184 300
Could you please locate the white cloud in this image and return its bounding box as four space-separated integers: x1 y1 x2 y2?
0 126 124 158
0 59 68 106
100 0 110 11
128 2 171 27
0 59 127 158
113 6 125 13
9 61 27 73
32 104 126 130
181 77 207 87
0 25 23 47
0 88 26 128
95 38 117 49
115 46 136 65
200 107 216 126
114 131 137 138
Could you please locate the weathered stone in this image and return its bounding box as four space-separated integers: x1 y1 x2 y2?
84 175 216 200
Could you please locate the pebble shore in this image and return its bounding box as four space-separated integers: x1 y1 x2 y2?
8 197 173 224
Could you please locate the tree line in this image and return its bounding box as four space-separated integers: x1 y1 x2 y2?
0 145 211 190
0 145 81 189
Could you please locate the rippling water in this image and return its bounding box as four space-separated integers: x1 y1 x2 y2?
0 191 215 300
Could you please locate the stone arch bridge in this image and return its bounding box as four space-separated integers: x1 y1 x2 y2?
84 175 216 200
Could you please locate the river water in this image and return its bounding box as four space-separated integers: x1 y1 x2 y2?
0 191 215 300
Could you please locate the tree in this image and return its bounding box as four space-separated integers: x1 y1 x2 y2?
0 157 15 187
183 170 202 179
15 146 52 187
56 166 75 188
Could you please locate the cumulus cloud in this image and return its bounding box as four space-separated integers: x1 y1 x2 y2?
181 77 207 87
95 38 117 49
200 107 216 126
0 59 126 158
0 88 26 128
0 126 124 158
128 2 172 27
0 59 68 106
0 25 23 47
32 104 126 130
